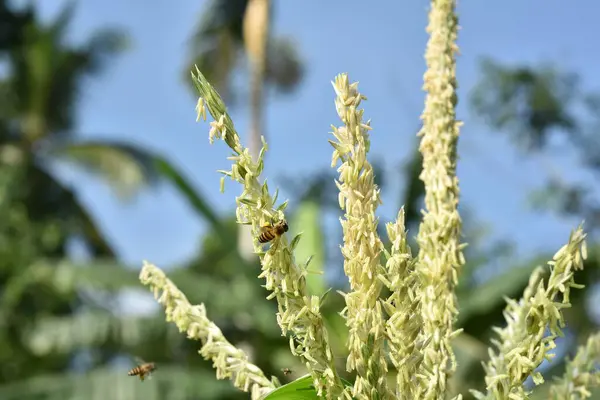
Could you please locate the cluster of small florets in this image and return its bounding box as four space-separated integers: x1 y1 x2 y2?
139 262 275 399
137 1 597 399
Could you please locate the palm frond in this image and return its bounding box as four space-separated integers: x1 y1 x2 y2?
6 1 129 138
83 28 129 75
0 1 34 51
152 156 224 235
50 140 228 234
1 259 138 311
193 0 248 39
51 140 161 198
30 161 116 256
182 0 248 102
183 27 240 103
182 0 304 103
265 36 304 93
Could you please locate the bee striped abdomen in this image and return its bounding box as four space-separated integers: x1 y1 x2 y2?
258 230 276 243
128 363 156 381
257 220 289 244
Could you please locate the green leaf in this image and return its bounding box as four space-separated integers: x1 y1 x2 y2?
31 162 116 257
239 197 257 206
0 365 235 400
277 200 289 212
261 374 319 400
261 375 354 400
1 259 140 311
289 232 303 252
51 140 161 198
290 200 326 296
456 263 539 328
470 58 578 151
265 36 304 94
153 156 227 240
399 137 425 233
340 377 354 388
24 312 166 356
53 143 225 241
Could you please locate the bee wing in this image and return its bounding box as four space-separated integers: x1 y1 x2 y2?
133 356 144 364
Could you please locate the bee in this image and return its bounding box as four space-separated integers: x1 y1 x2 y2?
282 368 292 376
128 362 156 382
257 219 288 244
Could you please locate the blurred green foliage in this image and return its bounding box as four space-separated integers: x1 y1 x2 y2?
471 57 600 233
0 1 598 399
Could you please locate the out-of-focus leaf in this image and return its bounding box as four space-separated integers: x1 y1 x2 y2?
0 2 34 52
9 0 129 137
0 259 140 311
183 0 305 105
153 156 226 240
400 137 424 233
322 303 349 360
0 365 235 400
456 263 540 329
2 257 276 332
51 140 161 198
84 28 130 74
450 332 488 392
182 0 246 103
183 27 239 103
24 312 167 356
54 142 227 240
280 160 385 212
31 162 115 257
265 36 304 93
169 268 279 334
470 58 579 150
290 200 325 296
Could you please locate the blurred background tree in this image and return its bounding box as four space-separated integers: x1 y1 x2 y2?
457 57 600 398
0 0 597 399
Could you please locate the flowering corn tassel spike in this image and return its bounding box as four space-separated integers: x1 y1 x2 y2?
471 225 587 400
549 331 600 399
329 73 392 400
380 208 425 399
191 66 347 399
139 262 275 399
413 0 466 398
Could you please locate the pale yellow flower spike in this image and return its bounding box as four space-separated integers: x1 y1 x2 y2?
549 331 600 399
381 208 425 399
413 0 465 398
139 262 275 400
472 226 588 400
329 73 392 400
190 67 347 399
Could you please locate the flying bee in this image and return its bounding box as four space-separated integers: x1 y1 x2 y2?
281 368 292 376
128 361 156 382
257 219 288 244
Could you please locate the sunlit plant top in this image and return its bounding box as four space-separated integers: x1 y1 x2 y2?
138 0 595 399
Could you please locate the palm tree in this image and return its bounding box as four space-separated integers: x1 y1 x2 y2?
183 0 304 260
0 2 245 398
1 1 146 257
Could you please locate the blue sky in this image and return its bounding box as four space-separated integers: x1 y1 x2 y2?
34 0 600 273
